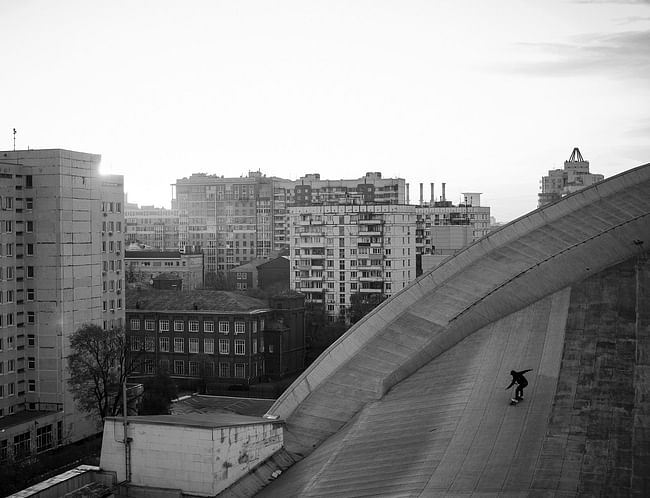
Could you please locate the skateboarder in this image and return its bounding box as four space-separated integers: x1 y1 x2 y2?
506 369 532 401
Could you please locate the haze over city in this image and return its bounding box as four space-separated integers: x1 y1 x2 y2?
2 0 649 222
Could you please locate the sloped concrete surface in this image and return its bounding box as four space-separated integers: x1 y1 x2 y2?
259 255 650 496
259 289 571 496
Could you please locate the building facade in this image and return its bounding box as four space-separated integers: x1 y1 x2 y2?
538 148 604 207
125 247 204 290
0 149 124 463
126 290 305 389
289 204 416 322
415 192 491 273
124 203 184 250
172 172 406 275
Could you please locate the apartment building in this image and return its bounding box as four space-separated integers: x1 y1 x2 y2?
289 204 416 322
0 149 124 463
124 203 184 250
415 191 491 272
538 148 604 208
172 172 406 274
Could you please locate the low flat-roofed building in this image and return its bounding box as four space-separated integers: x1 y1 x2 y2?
125 246 204 290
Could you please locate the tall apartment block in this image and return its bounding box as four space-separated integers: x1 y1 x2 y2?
538 147 604 208
289 204 416 322
0 149 124 462
172 171 405 274
124 203 184 250
415 189 491 273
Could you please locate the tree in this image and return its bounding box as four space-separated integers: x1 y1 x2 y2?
304 302 348 366
139 370 178 415
67 324 140 424
349 292 386 324
204 271 234 290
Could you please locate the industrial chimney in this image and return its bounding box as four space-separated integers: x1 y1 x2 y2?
419 183 424 206
442 182 446 202
406 183 410 204
430 183 434 205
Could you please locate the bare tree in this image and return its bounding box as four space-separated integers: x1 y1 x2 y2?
66 324 140 424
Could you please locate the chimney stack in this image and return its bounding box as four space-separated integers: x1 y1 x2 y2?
430 183 434 204
442 182 446 202
406 183 410 204
419 183 423 206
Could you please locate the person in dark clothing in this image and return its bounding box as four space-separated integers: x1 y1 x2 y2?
506 369 532 400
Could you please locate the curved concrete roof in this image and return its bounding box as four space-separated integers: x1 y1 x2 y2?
264 162 650 464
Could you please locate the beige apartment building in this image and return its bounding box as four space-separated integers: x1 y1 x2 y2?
172 171 406 275
0 149 124 462
538 147 604 207
124 203 184 250
289 204 416 322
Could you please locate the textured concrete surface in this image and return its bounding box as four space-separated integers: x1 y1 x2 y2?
256 255 650 497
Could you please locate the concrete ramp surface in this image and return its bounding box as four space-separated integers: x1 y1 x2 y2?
258 256 650 496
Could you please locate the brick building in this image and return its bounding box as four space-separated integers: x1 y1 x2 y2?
126 290 305 390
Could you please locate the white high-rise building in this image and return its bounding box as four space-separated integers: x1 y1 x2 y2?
289 204 416 322
0 149 124 460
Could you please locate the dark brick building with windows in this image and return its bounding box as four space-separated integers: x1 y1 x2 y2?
126 290 305 390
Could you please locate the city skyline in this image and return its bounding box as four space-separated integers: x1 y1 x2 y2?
2 0 649 223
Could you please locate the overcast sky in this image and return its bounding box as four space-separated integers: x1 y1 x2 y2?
1 0 649 222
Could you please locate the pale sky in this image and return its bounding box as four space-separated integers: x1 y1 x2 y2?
1 0 649 222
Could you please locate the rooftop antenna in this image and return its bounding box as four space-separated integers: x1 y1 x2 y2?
13 128 16 151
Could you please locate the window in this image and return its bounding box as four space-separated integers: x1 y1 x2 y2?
28 357 35 369
28 379 36 392
189 337 199 353
27 266 34 278
268 344 275 353
159 320 169 332
253 340 258 354
13 431 31 459
144 359 155 374
174 337 184 353
174 320 184 332
27 334 35 346
219 321 229 334
27 288 34 301
235 321 246 334
145 319 155 331
145 336 155 352
204 338 214 354
188 361 199 376
131 337 141 351
130 319 140 330
219 339 229 354
188 320 199 332
234 339 245 355
234 363 246 378
219 362 230 378
26 221 33 232
204 321 214 333
159 337 169 352
173 360 184 375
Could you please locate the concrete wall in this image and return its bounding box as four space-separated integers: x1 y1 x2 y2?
100 418 283 495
